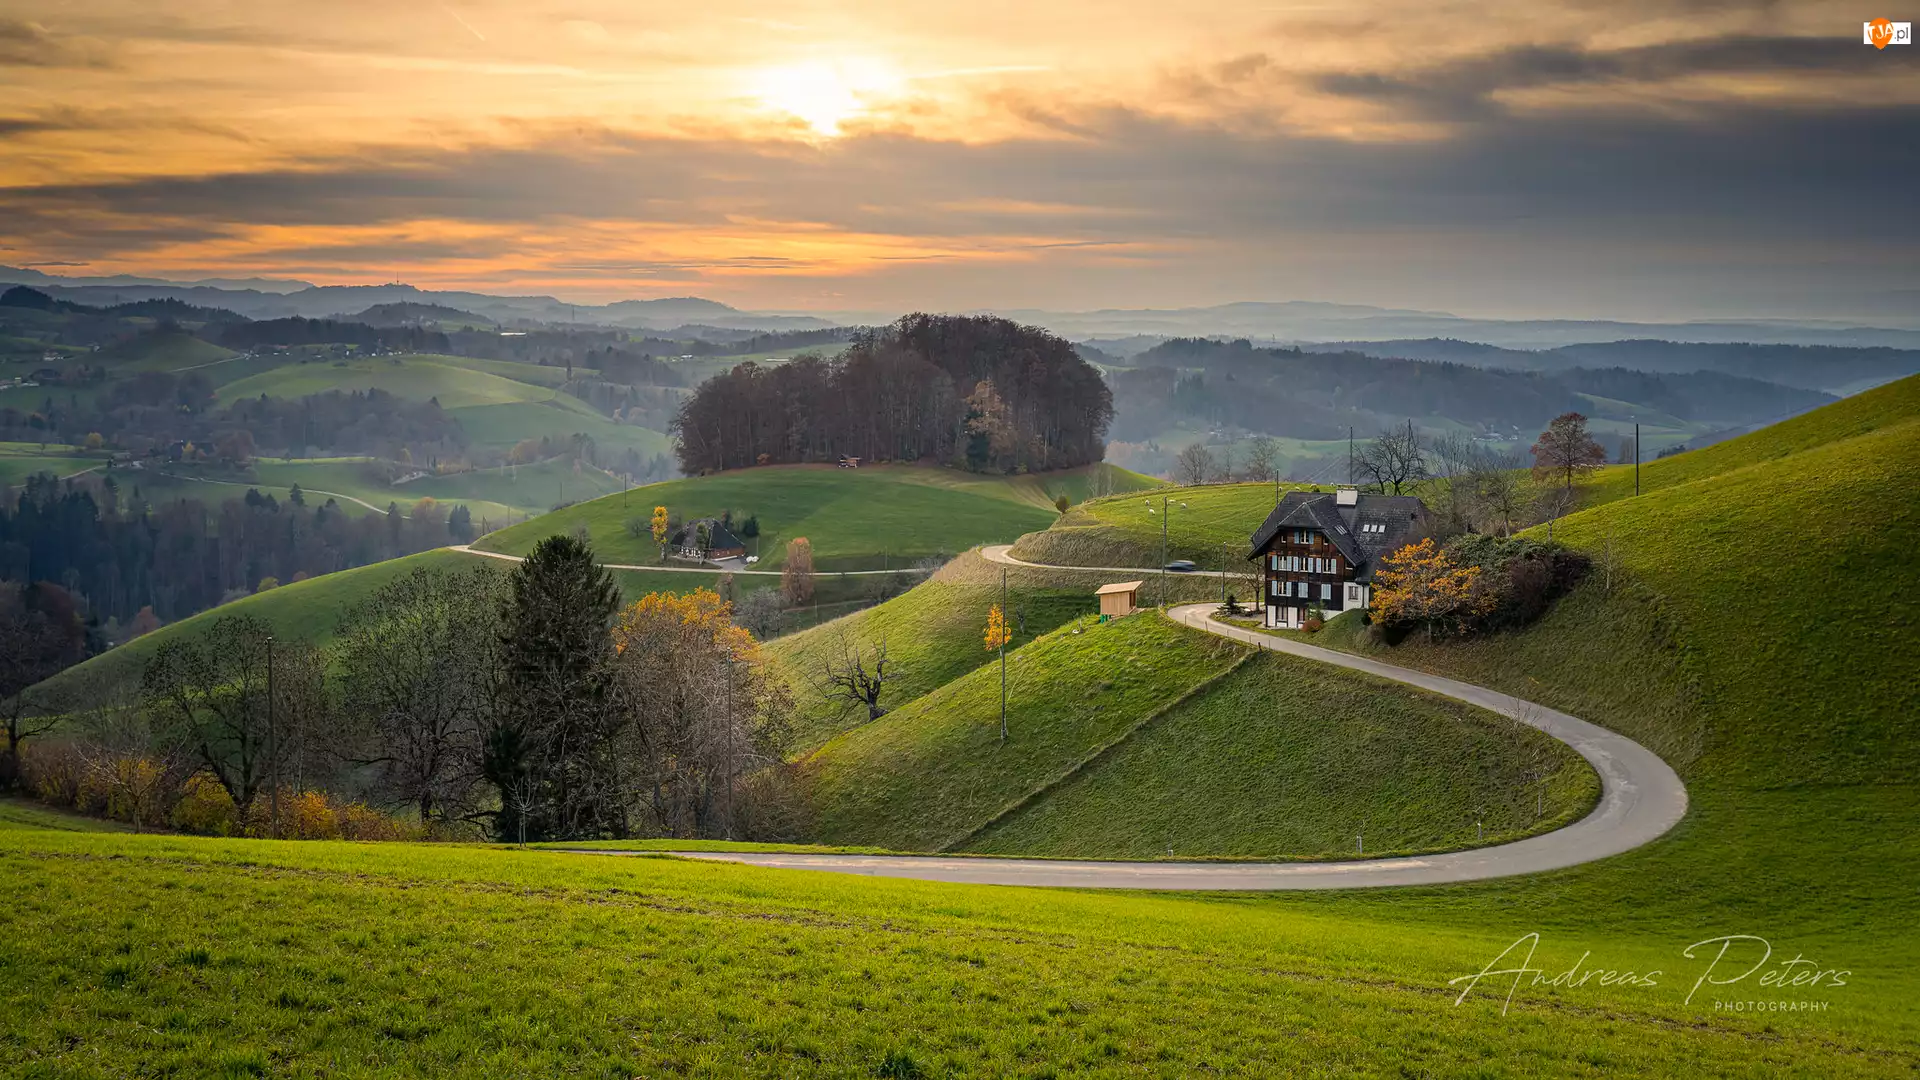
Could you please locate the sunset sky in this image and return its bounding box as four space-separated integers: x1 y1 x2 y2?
2 2 1914 318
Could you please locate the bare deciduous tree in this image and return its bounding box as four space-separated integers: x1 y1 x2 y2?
1473 452 1530 537
1356 421 1429 495
0 583 86 790
1175 443 1215 486
731 588 786 640
815 635 897 722
141 614 324 821
1242 435 1279 485
334 565 504 823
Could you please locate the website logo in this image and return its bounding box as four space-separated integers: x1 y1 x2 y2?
1864 18 1912 47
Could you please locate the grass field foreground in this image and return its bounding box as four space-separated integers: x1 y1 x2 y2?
0 825 1908 1078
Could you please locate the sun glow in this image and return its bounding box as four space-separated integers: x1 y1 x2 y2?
750 58 904 136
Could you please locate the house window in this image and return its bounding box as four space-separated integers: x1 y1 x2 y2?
1348 584 1360 602
1321 583 1333 601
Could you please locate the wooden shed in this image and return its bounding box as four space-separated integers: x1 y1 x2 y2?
1095 580 1144 618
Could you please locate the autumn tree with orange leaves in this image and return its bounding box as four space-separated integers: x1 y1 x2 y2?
611 588 791 839
1368 538 1495 640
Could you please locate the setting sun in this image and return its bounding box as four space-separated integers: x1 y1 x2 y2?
750 57 904 136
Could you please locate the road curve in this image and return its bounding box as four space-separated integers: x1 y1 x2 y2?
645 545 1687 891
448 544 931 578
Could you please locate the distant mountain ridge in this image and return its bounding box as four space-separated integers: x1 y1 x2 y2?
1300 338 1920 395
6 265 1919 350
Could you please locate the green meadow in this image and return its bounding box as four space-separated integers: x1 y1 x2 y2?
6 378 1916 1076
478 462 1156 572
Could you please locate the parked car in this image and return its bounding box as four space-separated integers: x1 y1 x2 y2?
1163 559 1197 573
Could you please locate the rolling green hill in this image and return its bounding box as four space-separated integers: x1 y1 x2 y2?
477 462 1157 572
799 610 1252 851
785 555 1593 859
960 648 1597 860
5 380 1918 1077
211 352 674 464
30 549 488 704
1009 479 1311 569
0 448 99 486
1578 373 1920 509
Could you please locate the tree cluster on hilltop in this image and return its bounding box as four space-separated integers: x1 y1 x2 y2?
215 317 450 353
672 314 1113 475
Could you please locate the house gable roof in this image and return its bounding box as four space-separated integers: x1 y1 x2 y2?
1248 491 1429 581
668 517 745 551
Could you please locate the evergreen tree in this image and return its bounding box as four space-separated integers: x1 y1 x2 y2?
488 534 622 841
447 504 474 542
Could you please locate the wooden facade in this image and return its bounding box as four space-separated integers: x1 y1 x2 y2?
1247 490 1429 630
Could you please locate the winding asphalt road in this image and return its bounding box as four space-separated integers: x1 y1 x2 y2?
449 544 931 578
639 543 1688 891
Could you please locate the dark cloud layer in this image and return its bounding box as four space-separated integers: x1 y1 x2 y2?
5 96 1913 252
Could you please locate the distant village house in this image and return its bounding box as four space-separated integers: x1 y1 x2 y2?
667 517 747 562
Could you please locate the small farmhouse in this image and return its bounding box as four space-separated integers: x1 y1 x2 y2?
1247 488 1430 629
667 517 747 562
1095 580 1143 618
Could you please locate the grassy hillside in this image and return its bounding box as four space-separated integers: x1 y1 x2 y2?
0 449 99 486
213 352 674 464
236 457 628 523
478 463 1152 572
7 829 1907 1078
800 611 1249 851
766 552 1103 752
6 382 1918 1075
962 649 1596 860
33 547 880 707
30 549 489 704
1009 479 1312 569
1579 373 1920 509
217 354 557 409
1263 377 1919 998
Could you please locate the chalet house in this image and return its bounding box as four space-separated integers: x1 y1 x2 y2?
1247 488 1431 629
667 518 748 562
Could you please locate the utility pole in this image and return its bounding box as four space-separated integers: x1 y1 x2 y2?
1634 422 1641 497
1221 542 1230 609
724 651 737 840
1160 499 1170 607
266 635 278 839
999 567 1009 743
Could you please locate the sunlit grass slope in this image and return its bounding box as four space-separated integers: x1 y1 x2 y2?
765 551 1102 752
1010 480 1315 569
1271 378 1919 1012
800 611 1248 851
213 352 674 464
238 457 628 523
962 649 1596 860
4 830 1907 1077
477 463 1151 572
1578 373 1920 509
30 549 489 704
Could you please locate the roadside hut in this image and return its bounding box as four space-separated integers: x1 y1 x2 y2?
1095 580 1144 618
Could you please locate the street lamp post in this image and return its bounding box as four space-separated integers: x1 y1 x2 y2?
1145 496 1189 607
